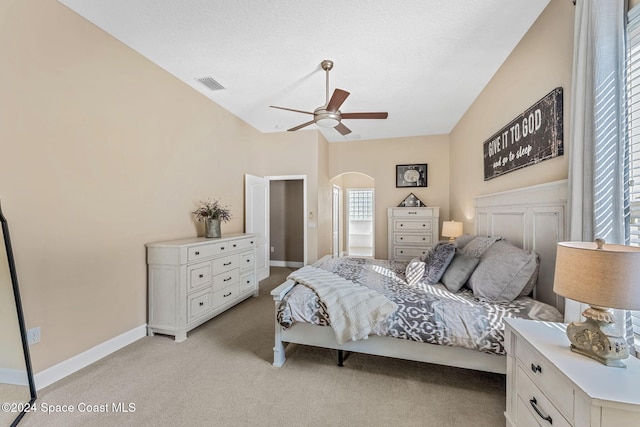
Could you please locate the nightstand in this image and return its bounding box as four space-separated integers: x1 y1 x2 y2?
504 318 640 427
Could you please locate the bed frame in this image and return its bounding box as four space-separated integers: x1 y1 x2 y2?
271 180 568 374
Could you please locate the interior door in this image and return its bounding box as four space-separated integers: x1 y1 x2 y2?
245 174 270 281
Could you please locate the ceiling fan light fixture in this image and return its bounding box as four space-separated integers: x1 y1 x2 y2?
316 117 340 128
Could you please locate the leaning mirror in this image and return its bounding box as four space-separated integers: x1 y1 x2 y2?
0 201 36 426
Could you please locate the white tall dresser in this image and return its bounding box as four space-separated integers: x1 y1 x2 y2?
146 233 258 342
387 207 440 260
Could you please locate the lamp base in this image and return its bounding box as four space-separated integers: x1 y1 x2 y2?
566 306 629 368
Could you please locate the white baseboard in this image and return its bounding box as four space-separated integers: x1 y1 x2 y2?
270 260 304 268
0 368 29 386
34 324 147 390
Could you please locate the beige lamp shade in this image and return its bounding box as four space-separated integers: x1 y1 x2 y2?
442 221 463 239
553 241 640 310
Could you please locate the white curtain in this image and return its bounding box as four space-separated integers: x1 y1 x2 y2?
567 0 633 353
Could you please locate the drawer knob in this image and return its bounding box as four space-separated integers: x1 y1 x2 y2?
246 259 250 263
250 241 254 244
195 251 200 255
221 246 225 250
224 291 232 298
233 244 237 248
199 274 204 278
400 237 404 240
223 262 232 266
531 363 542 374
529 398 552 424
199 302 204 307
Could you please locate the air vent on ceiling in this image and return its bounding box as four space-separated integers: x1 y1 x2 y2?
196 77 225 91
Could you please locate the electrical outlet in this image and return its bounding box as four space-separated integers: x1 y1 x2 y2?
27 326 41 345
270 246 275 253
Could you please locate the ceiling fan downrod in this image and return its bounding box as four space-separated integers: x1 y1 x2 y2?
321 60 334 106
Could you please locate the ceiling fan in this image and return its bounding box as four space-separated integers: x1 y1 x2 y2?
270 60 388 135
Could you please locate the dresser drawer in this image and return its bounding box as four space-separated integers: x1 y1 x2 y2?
516 366 571 427
389 208 436 218
213 254 240 273
187 241 229 261
394 247 429 259
187 287 213 323
393 219 433 232
240 272 256 293
233 237 256 251
213 269 239 291
241 251 255 270
515 335 573 420
394 233 432 245
213 283 240 308
187 261 211 291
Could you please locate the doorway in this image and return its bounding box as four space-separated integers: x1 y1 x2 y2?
346 188 375 257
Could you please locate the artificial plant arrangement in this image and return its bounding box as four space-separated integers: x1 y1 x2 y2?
192 198 232 223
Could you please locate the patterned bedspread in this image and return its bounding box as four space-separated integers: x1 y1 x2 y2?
277 256 563 355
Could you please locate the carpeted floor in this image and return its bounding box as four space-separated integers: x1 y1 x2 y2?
17 267 506 427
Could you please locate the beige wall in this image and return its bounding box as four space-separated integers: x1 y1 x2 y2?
0 0 328 372
449 0 574 232
329 135 450 258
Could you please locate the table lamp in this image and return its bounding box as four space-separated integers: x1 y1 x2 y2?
553 239 640 367
441 220 463 241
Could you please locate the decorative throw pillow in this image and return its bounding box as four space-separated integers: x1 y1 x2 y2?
453 234 476 250
441 250 480 292
467 239 539 303
422 242 456 285
405 257 426 285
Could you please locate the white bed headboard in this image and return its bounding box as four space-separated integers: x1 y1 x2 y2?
474 180 568 313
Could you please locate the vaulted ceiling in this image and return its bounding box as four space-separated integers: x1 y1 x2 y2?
57 0 550 142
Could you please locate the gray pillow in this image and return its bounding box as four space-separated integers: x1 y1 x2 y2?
453 234 476 250
423 242 456 285
441 250 480 292
467 239 539 303
405 257 426 285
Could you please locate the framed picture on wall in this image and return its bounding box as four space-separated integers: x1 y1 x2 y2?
396 164 427 188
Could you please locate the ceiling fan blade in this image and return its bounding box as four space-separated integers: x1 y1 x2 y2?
341 112 389 120
326 89 350 112
270 106 314 115
334 122 352 135
288 120 316 132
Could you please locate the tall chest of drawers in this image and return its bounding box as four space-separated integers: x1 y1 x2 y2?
387 207 439 260
504 318 640 427
146 233 258 342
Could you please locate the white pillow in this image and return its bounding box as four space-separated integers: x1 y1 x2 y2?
405 257 426 285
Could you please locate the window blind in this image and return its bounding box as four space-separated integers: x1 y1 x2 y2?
626 6 640 344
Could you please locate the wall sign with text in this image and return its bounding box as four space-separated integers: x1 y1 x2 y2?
483 87 563 181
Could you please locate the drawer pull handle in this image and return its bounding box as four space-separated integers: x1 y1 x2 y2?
400 237 403 240
223 292 232 298
250 241 254 244
400 224 404 227
529 398 552 424
233 244 237 248
223 262 232 266
199 274 204 278
199 302 204 307
422 237 426 241
531 363 542 374
246 259 250 263
223 277 232 282
221 246 225 250
195 251 200 255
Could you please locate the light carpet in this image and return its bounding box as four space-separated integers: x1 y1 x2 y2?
18 267 505 427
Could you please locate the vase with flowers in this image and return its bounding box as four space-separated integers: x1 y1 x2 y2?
192 198 232 238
